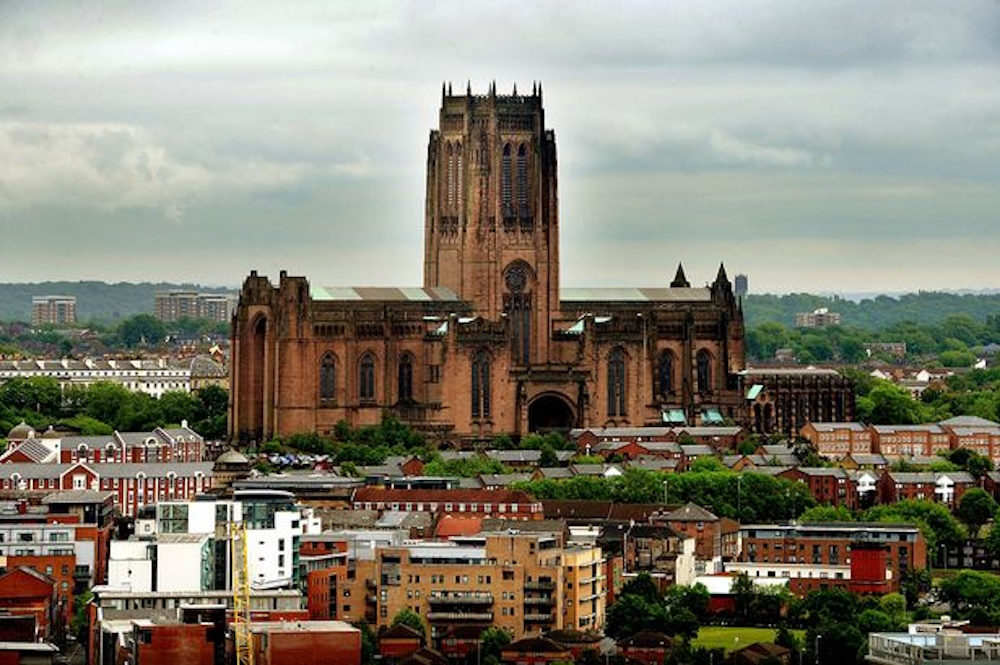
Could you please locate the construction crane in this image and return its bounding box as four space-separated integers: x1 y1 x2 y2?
231 522 254 665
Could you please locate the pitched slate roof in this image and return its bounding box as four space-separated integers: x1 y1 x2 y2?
353 487 537 505
662 502 718 522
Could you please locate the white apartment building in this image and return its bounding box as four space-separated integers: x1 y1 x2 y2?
108 491 320 593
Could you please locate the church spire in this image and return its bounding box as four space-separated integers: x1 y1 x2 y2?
714 262 729 285
670 263 690 288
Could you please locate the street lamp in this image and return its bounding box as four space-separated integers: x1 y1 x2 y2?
815 634 821 665
663 479 669 505
737 475 742 523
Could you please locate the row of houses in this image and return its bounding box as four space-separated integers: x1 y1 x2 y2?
3 421 205 465
801 415 1000 460
0 355 227 397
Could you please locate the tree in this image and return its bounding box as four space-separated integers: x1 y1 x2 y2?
879 593 908 630
117 314 166 348
158 391 199 426
605 592 667 639
864 499 965 550
353 621 377 665
856 381 929 425
479 626 511 665
391 608 426 639
731 572 756 622
955 488 997 539
81 382 135 429
0 376 63 418
939 570 1000 620
800 505 854 522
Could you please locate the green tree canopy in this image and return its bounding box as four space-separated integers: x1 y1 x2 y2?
954 488 997 539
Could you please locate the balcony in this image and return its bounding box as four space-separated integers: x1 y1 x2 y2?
523 597 555 606
365 595 377 604
428 592 494 605
365 579 377 590
524 613 554 622
523 580 556 591
427 611 493 622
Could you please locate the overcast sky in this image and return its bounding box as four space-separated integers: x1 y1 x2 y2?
2 1 999 295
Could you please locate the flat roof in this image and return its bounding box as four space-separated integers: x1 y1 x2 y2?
310 286 460 302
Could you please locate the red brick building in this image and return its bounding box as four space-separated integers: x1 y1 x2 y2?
247 621 362 665
0 567 58 640
799 422 872 457
0 462 214 518
230 84 747 445
878 471 975 509
300 536 349 621
731 522 926 594
128 620 219 665
352 488 543 520
500 636 572 665
378 624 424 660
778 467 856 509
618 630 674 665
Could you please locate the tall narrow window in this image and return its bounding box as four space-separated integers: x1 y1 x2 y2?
446 143 456 209
608 348 626 417
655 352 673 399
455 144 462 210
359 353 376 401
501 144 513 217
504 264 531 365
319 353 336 403
697 349 712 394
398 354 413 403
471 351 491 419
516 144 529 219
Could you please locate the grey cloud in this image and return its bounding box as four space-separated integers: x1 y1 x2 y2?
1 1 999 293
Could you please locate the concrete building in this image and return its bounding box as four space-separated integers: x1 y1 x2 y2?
155 291 236 323
31 296 76 326
868 631 1000 665
0 358 194 398
108 491 320 593
795 308 841 328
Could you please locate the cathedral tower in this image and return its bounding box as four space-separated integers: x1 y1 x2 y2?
423 82 559 365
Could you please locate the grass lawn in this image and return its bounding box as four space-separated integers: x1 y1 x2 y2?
693 627 806 653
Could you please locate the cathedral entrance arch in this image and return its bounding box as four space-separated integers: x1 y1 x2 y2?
527 393 575 434
243 314 267 443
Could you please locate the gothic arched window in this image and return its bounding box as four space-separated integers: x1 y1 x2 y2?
516 143 528 218
608 348 627 417
655 352 673 399
319 353 336 404
471 351 491 419
455 143 462 210
501 143 513 217
697 349 712 394
504 263 531 365
359 353 376 402
446 142 456 209
398 354 414 404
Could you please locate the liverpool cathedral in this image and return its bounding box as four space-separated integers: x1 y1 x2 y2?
231 83 841 444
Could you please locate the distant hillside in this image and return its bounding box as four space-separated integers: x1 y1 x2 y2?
744 292 1000 329
0 282 235 325
3 283 997 330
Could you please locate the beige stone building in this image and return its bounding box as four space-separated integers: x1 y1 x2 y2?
336 531 604 641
